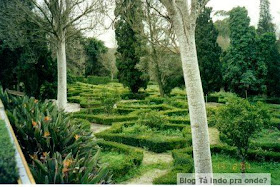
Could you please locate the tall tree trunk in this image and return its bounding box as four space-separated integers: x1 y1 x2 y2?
151 49 165 97
172 17 213 179
57 37 67 110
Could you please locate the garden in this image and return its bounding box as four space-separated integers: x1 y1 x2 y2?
2 78 279 184
1 0 280 185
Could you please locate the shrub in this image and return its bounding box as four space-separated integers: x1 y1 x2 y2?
73 113 138 125
0 120 19 183
216 98 271 172
137 111 168 130
95 122 189 153
30 151 109 184
100 89 121 114
0 92 109 184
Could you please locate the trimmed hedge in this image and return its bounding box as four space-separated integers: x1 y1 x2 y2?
251 141 280 152
97 140 143 166
166 117 190 124
97 140 143 179
116 103 173 111
205 96 219 103
72 76 112 85
95 122 191 153
0 120 19 183
161 109 188 116
211 144 280 162
153 148 193 184
73 113 138 125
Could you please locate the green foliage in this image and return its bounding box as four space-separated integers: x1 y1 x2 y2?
0 0 57 100
256 33 280 97
95 122 189 153
0 120 19 183
115 0 149 93
196 7 222 94
137 111 168 129
216 97 271 170
73 113 138 125
257 0 275 35
0 91 109 184
100 89 121 114
30 151 109 184
81 37 109 77
222 7 267 96
97 140 143 180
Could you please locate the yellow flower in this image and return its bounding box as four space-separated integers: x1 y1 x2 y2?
32 120 37 127
43 131 50 138
34 99 38 103
74 134 80 140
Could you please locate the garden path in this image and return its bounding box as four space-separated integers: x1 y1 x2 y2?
124 169 169 184
91 123 111 134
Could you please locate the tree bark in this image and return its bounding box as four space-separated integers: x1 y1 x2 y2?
169 7 213 180
151 48 165 97
57 37 67 110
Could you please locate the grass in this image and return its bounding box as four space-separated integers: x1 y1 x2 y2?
100 151 128 170
212 153 280 185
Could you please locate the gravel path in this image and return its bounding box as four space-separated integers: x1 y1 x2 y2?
91 123 111 134
124 169 169 184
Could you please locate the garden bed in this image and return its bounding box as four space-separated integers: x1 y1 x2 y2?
96 122 191 153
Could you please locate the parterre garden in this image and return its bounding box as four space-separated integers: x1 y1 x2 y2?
1 80 280 184
67 81 280 184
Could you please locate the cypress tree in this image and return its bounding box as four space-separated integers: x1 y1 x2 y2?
115 0 148 93
222 7 267 97
196 7 222 94
257 0 275 35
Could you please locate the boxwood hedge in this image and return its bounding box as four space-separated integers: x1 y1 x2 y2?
0 120 18 184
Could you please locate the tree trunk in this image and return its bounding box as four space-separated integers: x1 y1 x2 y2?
151 48 165 97
173 19 213 179
57 38 67 110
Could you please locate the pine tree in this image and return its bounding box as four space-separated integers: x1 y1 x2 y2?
115 0 148 93
196 7 222 94
257 0 275 34
222 7 267 97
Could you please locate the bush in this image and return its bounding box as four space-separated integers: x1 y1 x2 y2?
30 151 109 184
73 113 138 125
95 122 189 153
0 120 19 183
0 92 109 184
120 92 149 100
216 98 271 172
100 89 121 114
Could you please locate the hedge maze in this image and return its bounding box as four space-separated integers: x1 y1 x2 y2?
68 81 280 184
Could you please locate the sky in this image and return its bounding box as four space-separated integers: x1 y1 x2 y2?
94 0 280 48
